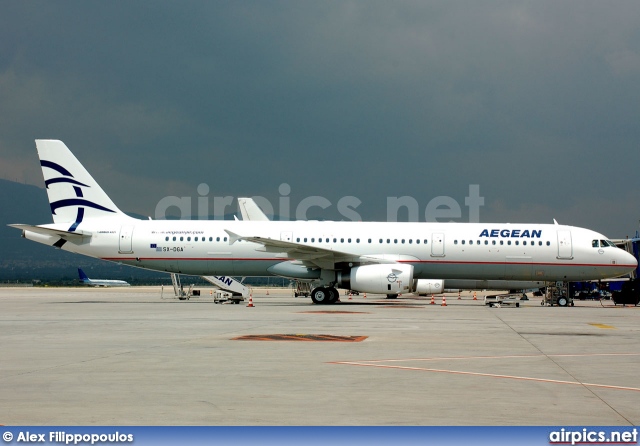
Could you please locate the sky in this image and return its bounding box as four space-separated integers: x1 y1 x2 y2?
1 1 639 237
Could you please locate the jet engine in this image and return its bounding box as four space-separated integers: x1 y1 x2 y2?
413 279 445 295
337 264 414 294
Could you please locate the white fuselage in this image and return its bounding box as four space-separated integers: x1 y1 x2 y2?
31 219 637 282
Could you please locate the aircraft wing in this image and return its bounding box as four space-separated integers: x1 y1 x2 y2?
225 230 399 269
8 224 91 241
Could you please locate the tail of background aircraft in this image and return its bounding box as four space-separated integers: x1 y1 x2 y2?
36 140 132 229
78 268 90 283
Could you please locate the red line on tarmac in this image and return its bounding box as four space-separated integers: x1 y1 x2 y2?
337 352 640 364
330 361 640 392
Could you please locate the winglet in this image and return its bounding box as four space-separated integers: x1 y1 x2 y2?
224 229 241 245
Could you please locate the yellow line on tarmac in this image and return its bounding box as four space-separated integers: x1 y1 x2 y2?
589 323 616 329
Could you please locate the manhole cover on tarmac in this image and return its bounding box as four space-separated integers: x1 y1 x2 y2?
233 334 368 342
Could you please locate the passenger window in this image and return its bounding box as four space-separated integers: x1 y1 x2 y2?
500 241 504 245
387 239 390 244
180 237 184 241
311 238 315 242
187 237 191 241
484 240 488 245
209 237 213 242
348 238 352 243
216 237 220 242
546 241 550 246
172 237 176 241
469 240 472 245
368 239 371 243
379 239 383 243
304 238 307 242
326 238 329 243
341 238 344 243
409 239 413 244
523 241 526 246
195 237 198 242
165 237 169 241
515 241 519 245
454 240 458 245
538 241 542 246
356 238 360 243
424 240 428 244
401 239 405 244
333 238 337 243
296 238 300 242
492 240 496 245
394 239 398 244
476 240 480 245
461 240 465 245
507 241 511 245
224 237 227 242
416 240 420 244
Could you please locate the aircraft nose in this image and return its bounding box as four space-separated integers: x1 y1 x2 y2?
621 250 638 270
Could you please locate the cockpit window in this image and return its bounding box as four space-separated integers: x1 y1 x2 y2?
595 239 616 248
592 240 599 248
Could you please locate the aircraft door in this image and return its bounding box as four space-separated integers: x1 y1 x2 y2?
280 231 293 242
119 225 134 253
431 233 445 257
557 230 573 259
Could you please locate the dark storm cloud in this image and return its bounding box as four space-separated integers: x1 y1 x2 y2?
1 1 639 235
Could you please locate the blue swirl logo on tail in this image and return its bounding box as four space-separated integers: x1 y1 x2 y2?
41 160 116 231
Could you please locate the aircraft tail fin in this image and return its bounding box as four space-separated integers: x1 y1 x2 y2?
78 268 90 282
36 140 131 228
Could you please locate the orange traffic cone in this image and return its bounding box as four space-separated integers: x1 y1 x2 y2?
210 290 213 296
348 292 352 300
473 291 477 300
363 292 367 299
458 290 461 300
441 296 447 306
247 293 255 307
266 289 269 295
430 294 435 305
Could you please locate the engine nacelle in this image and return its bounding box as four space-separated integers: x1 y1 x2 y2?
337 264 414 294
413 279 445 295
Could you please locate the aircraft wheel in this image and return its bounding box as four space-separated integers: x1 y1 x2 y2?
311 287 330 304
327 287 340 304
386 294 398 299
557 296 568 307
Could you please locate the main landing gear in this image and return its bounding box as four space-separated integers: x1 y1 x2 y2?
311 287 340 304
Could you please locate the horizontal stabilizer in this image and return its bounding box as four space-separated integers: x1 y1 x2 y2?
8 224 91 241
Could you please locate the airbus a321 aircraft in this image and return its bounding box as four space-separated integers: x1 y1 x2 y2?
10 140 637 304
